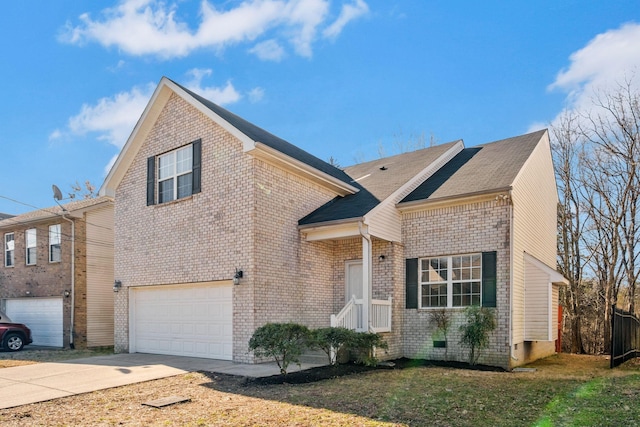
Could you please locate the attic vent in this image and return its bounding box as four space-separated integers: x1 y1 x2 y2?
379 166 387 171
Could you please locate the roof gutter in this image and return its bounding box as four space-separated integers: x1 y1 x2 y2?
397 186 513 213
250 142 359 196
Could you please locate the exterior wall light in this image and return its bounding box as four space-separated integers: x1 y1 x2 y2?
63 290 71 298
113 280 122 292
233 269 243 285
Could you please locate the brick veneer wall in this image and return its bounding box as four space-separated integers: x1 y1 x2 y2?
402 199 511 368
0 218 88 348
113 93 341 362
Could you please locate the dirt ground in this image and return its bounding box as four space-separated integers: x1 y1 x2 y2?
0 350 637 426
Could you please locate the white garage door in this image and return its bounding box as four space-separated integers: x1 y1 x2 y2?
131 282 233 360
5 298 63 347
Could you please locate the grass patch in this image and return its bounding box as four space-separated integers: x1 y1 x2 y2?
0 353 638 426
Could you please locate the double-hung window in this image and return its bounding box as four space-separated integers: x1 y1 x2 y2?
158 145 193 203
147 140 201 205
420 253 482 308
25 228 37 265
406 252 497 310
4 233 14 267
49 224 61 263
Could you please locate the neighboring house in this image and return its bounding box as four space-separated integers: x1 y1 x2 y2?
100 76 565 369
0 197 114 348
0 213 14 221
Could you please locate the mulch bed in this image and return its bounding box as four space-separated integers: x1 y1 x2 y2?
213 358 506 386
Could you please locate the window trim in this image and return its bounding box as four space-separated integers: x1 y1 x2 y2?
148 139 201 206
25 228 37 266
158 144 193 203
4 232 14 267
418 253 482 309
49 224 61 263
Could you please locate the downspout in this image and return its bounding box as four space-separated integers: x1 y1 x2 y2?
60 214 75 349
508 191 516 362
358 222 372 331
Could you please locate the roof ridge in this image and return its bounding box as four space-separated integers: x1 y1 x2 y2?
169 78 354 187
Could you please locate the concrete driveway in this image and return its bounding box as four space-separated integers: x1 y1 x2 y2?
0 353 319 409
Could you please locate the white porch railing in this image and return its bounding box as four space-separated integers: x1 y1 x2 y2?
331 296 392 333
370 297 392 333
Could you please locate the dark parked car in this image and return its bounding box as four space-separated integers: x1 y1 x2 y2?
0 311 32 351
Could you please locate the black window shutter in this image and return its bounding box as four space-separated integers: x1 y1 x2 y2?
146 156 156 206
192 139 202 194
406 258 419 309
482 251 497 307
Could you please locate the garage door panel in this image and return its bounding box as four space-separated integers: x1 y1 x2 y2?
132 283 233 360
5 298 63 347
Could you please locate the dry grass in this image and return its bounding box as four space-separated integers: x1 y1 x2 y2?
0 347 113 368
0 352 638 426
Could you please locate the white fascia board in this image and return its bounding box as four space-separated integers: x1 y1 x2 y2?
397 188 512 214
249 142 358 196
364 140 465 241
300 220 362 241
168 79 357 197
524 252 568 285
99 78 174 197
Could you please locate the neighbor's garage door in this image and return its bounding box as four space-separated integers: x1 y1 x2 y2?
6 298 63 347
131 282 233 360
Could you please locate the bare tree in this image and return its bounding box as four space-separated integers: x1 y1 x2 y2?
552 111 587 353
68 180 96 200
582 78 640 314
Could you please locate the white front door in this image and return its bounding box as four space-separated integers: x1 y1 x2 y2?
345 261 364 330
345 260 363 303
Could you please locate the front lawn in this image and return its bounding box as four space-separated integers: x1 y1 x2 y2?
0 353 638 426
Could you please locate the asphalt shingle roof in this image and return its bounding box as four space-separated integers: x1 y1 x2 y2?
343 141 460 201
402 129 546 203
299 141 460 226
171 79 353 187
0 196 112 229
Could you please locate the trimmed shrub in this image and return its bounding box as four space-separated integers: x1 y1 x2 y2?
459 306 497 365
350 332 389 366
310 327 356 365
248 323 311 374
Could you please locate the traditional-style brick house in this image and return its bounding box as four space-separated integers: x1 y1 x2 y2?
100 77 565 369
0 197 114 348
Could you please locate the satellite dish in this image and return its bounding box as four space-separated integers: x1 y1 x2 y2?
52 184 63 201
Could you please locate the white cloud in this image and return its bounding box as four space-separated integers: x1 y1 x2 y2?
68 83 155 149
248 87 265 103
184 68 241 105
547 22 640 114
323 0 369 39
249 39 286 61
61 0 369 60
59 72 241 176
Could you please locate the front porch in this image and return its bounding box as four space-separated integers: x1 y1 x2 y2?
300 221 401 338
331 295 393 333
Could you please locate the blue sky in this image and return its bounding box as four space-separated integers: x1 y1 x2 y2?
1 0 639 215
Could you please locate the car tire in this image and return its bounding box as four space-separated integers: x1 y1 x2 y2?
3 333 24 352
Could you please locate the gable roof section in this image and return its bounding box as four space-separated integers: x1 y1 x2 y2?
298 141 462 226
0 196 113 229
172 81 355 187
401 129 547 205
0 213 13 221
100 77 357 198
344 141 461 201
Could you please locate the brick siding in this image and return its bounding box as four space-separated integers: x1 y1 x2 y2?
402 199 512 369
